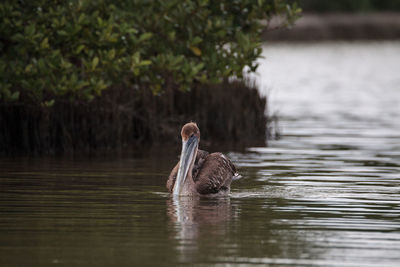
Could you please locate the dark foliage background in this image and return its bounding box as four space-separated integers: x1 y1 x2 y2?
0 0 299 155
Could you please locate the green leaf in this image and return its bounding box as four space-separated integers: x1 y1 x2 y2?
25 64 33 73
108 49 115 60
40 37 49 49
138 32 153 42
76 44 85 54
190 46 202 56
25 24 35 36
168 31 176 41
192 36 202 45
132 67 140 76
92 57 99 70
193 63 204 73
139 60 152 66
57 30 67 36
126 28 138 34
78 13 86 23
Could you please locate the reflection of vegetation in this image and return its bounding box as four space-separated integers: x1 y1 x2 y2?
0 0 300 154
298 0 400 13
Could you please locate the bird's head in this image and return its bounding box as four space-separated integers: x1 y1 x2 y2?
181 122 200 142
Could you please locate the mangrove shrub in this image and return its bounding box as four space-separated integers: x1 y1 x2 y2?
0 0 300 105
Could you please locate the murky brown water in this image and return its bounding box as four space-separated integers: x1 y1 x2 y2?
1 42 400 266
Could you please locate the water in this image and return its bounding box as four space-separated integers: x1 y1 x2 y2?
1 42 400 266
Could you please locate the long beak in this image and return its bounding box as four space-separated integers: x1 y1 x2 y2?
172 135 199 196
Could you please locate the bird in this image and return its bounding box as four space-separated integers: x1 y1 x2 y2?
166 122 239 196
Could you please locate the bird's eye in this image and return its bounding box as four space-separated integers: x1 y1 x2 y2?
190 134 194 138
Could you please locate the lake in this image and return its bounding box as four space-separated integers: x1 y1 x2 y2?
1 42 400 266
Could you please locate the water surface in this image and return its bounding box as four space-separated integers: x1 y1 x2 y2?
1 42 400 266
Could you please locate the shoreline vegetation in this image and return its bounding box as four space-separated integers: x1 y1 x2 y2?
264 13 400 41
0 1 300 156
7 2 400 156
0 80 269 156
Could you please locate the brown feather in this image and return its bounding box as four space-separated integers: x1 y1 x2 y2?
194 153 236 195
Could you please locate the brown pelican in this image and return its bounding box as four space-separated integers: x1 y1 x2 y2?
166 122 239 196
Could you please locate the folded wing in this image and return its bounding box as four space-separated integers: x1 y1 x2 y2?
195 153 236 195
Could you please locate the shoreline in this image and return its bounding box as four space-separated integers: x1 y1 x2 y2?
0 81 268 156
263 13 400 41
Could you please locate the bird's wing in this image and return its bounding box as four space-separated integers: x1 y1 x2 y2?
194 152 236 195
192 149 209 182
166 149 210 193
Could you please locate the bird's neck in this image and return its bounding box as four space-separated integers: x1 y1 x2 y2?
181 151 197 195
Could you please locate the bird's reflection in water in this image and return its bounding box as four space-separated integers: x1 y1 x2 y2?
167 196 233 263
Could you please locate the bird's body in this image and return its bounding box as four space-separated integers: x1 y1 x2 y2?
167 123 238 196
